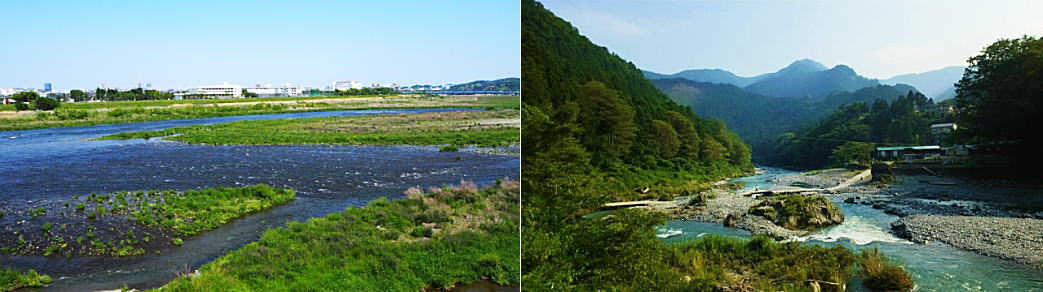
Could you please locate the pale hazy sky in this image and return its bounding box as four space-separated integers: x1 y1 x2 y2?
0 1 520 90
540 0 1043 79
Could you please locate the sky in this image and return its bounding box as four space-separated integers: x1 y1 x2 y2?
540 0 1043 79
0 1 520 90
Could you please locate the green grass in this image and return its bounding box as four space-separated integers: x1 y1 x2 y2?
0 95 519 131
99 110 520 147
129 185 296 236
0 185 295 258
155 179 520 291
0 267 52 291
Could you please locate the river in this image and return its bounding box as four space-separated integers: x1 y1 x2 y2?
0 108 520 291
657 167 1043 291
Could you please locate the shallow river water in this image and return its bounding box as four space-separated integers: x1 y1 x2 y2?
658 167 1043 291
0 109 519 291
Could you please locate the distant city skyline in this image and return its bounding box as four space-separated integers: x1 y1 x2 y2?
540 0 1043 79
0 1 520 90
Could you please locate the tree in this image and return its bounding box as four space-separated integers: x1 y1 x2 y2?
649 120 680 158
33 97 60 111
242 89 259 98
829 141 875 166
664 111 701 160
955 35 1043 167
11 91 39 103
700 138 727 161
69 89 88 102
579 81 637 158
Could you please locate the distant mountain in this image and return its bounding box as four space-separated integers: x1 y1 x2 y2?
653 77 918 159
642 69 765 87
881 66 964 100
450 77 519 91
743 61 880 99
645 59 881 99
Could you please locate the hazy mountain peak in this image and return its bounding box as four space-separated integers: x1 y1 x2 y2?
779 59 828 74
829 64 856 75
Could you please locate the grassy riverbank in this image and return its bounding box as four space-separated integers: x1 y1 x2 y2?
0 185 294 257
0 268 51 291
0 95 518 132
155 180 519 291
98 109 520 147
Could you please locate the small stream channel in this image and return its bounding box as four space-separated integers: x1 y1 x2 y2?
0 108 520 291
657 167 1043 291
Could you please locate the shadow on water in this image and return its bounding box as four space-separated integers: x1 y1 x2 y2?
0 108 519 291
660 167 1043 291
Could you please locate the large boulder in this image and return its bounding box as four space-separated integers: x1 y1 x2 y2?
872 163 896 184
749 194 844 230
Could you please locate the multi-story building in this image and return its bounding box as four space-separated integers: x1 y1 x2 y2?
175 82 242 99
332 81 363 91
245 83 303 97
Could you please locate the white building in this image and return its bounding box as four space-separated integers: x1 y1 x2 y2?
245 83 303 97
332 81 363 91
176 82 242 99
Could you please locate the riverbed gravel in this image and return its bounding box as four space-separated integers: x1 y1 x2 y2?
891 215 1043 269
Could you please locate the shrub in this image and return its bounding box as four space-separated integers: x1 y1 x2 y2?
33 97 61 111
14 102 29 111
172 238 183 246
439 144 460 152
859 248 914 291
0 268 52 290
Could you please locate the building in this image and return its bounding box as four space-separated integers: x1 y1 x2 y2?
245 83 303 97
929 122 957 144
876 145 943 162
175 82 242 99
332 81 363 91
44 83 52 92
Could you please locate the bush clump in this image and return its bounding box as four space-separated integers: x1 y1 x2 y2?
0 268 52 290
439 144 460 152
859 248 914 291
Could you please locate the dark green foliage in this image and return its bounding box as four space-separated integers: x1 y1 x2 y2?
859 248 914 291
13 102 29 111
33 97 61 111
439 145 460 152
10 91 39 103
829 141 876 166
93 87 174 101
767 91 942 169
955 35 1043 169
650 120 681 158
0 267 52 290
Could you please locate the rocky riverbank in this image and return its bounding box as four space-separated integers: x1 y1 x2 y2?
891 215 1043 269
837 171 1043 270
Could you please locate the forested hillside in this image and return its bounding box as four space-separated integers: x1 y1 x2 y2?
522 0 761 289
765 91 951 169
653 77 920 158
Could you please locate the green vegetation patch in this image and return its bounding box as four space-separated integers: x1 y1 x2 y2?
0 267 52 291
129 185 296 236
0 185 294 258
99 109 520 147
157 180 520 291
859 248 915 291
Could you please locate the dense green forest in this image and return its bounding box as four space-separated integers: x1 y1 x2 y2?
765 91 952 169
954 35 1043 171
449 77 520 91
653 77 920 158
519 1 897 290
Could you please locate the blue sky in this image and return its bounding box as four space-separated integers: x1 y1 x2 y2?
540 0 1043 79
0 1 520 90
